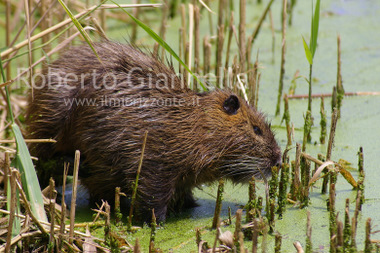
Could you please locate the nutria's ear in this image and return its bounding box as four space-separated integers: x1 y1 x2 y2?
223 95 240 115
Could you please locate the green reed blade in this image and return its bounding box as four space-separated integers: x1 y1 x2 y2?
110 0 206 91
302 36 313 65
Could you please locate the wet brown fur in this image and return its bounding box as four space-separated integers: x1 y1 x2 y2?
27 41 281 222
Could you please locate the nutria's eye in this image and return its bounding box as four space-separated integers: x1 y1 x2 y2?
253 126 262 135
223 95 240 115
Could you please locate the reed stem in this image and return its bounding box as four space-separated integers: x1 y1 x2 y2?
275 0 287 116
336 34 344 117
320 97 327 144
239 0 246 72
212 179 224 229
343 198 351 250
128 131 148 230
282 94 292 147
364 218 372 253
69 150 80 244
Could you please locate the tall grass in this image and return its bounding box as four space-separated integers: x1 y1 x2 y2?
0 53 48 239
302 0 320 112
302 0 321 149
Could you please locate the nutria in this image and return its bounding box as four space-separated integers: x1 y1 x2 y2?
27 41 281 222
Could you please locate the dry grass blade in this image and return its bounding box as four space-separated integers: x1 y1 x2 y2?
83 226 97 252
198 0 215 14
308 161 334 186
99 3 161 9
236 74 249 102
218 229 233 248
0 146 16 153
0 80 13 88
293 241 304 253
0 139 56 143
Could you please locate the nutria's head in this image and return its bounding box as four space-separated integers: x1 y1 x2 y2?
192 90 282 183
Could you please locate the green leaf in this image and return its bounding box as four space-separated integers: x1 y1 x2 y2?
57 0 102 63
12 124 48 222
310 0 321 58
110 0 206 91
302 36 313 65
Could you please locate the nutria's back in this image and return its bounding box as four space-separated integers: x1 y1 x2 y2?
27 41 281 221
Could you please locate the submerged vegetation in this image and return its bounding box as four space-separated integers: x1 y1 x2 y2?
0 0 380 252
